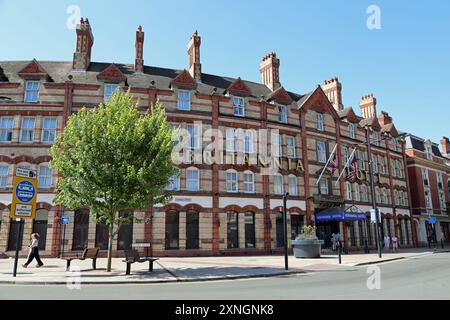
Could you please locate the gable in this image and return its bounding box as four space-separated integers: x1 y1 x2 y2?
170 69 197 90
267 86 293 105
298 86 339 120
18 59 50 80
227 77 251 97
345 108 358 123
97 64 127 82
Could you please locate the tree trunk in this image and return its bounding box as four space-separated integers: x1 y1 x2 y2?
106 223 114 272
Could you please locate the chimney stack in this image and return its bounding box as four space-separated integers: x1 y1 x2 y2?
73 18 94 71
359 94 377 119
322 77 343 111
135 25 145 73
259 52 280 92
188 30 202 82
378 111 392 126
440 136 450 156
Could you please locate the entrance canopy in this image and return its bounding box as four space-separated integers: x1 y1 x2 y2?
315 205 367 222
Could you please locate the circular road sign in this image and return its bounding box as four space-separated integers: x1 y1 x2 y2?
15 180 35 203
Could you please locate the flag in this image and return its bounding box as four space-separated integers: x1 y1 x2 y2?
326 151 337 176
346 151 358 182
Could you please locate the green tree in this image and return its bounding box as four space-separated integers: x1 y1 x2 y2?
50 91 179 272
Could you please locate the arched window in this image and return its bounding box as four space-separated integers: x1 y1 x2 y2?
244 212 256 249
186 167 199 191
345 182 352 200
244 130 254 154
274 174 284 195
375 187 381 203
243 171 255 193
227 211 239 249
382 188 388 204
361 185 368 202
95 220 109 250
117 210 133 250
349 123 356 139
165 210 179 250
354 184 361 201
166 174 180 191
226 170 238 193
33 209 48 251
291 214 304 240
186 210 199 250
288 175 298 196
38 165 52 188
72 209 90 250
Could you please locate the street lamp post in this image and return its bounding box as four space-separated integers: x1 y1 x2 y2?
366 127 382 258
283 192 289 270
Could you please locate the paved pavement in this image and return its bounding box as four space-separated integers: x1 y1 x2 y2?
1 252 450 300
0 248 444 284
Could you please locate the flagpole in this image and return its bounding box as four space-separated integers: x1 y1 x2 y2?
316 144 338 185
335 147 357 186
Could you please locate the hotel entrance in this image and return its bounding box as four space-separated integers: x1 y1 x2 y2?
315 220 339 248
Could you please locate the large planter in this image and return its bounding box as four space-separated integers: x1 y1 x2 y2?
291 239 325 258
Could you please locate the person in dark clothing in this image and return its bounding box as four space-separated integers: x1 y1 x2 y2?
22 233 44 268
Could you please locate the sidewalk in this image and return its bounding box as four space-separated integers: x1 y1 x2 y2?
0 248 444 285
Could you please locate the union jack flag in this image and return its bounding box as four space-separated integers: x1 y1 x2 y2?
327 151 337 176
346 151 358 182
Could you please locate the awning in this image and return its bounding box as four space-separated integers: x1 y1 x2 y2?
315 205 367 222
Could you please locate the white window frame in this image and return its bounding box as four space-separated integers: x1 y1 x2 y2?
186 168 200 191
348 123 356 139
177 90 191 111
233 97 245 117
166 174 180 191
271 133 282 157
187 124 200 150
274 174 284 195
226 128 236 152
342 146 349 164
379 156 386 175
319 179 329 195
243 171 255 194
361 185 369 202
20 117 35 143
382 188 388 204
345 182 352 200
103 84 119 103
38 165 52 188
226 170 238 193
425 145 433 160
354 184 361 201
288 175 298 196
425 190 432 209
316 113 324 131
316 141 327 163
0 117 14 143
286 136 296 159
439 191 446 211
0 165 8 188
24 81 40 103
359 151 366 170
278 105 288 123
373 131 380 146
41 117 57 143
375 187 381 203
244 130 254 154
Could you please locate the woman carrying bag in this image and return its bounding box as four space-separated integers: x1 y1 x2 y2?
22 233 44 268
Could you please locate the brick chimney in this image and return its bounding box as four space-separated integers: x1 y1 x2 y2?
441 136 450 155
73 18 94 71
135 25 144 73
322 77 343 111
359 94 377 119
259 52 280 92
378 111 392 125
188 30 202 82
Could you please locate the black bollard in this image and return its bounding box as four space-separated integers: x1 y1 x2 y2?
338 243 342 264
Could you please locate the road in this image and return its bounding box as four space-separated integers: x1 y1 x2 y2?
1 252 449 300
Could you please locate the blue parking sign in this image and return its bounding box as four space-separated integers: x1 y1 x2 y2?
61 215 70 225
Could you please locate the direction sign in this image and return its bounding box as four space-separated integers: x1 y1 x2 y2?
370 209 380 224
61 215 70 225
11 174 37 220
428 216 437 225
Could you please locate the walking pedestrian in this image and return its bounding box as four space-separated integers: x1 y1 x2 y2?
22 233 44 268
331 232 337 251
383 235 390 250
391 235 398 252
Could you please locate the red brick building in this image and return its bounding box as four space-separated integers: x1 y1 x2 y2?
405 135 450 245
0 19 416 257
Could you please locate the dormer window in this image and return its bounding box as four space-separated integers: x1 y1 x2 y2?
373 131 380 146
278 105 288 123
104 84 119 103
316 113 324 131
425 144 433 160
233 97 245 117
177 90 191 111
349 123 356 139
24 81 40 103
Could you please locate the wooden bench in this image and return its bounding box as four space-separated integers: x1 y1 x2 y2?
62 247 100 271
123 249 159 275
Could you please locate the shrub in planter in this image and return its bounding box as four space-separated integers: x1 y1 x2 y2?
292 225 324 258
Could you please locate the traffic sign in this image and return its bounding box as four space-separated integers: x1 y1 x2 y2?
428 216 437 225
11 172 37 220
61 215 70 225
370 208 380 224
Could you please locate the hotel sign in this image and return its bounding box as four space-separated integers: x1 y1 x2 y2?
313 194 344 206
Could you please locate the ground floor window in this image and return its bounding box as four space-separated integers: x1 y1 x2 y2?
244 212 255 249
95 223 109 250
386 219 392 237
7 219 24 251
186 210 199 250
33 209 48 251
72 209 90 250
290 215 303 240
117 211 133 250
165 211 179 250
227 211 238 249
276 213 283 247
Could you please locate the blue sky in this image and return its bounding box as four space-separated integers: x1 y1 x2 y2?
0 0 449 146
